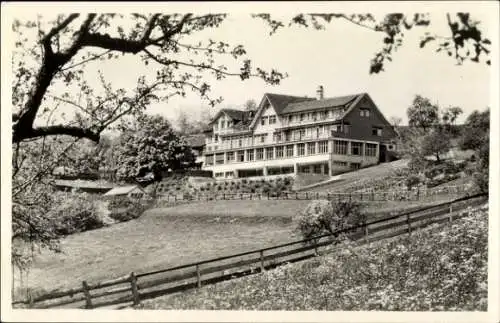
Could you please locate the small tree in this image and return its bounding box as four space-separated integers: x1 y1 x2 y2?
295 200 366 242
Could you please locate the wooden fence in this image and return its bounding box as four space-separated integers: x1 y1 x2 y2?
155 185 470 204
13 193 487 309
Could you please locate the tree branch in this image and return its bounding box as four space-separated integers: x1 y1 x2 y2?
41 14 80 54
16 125 100 143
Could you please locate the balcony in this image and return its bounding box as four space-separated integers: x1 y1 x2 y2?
277 115 342 130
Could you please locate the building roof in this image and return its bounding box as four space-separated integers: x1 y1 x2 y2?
265 93 315 115
103 185 144 196
281 94 361 114
53 179 115 189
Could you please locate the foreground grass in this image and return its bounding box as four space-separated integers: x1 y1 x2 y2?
14 197 462 300
139 204 488 311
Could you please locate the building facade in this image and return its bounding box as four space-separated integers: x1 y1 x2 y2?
203 87 397 179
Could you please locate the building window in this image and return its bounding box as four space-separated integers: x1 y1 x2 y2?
365 143 377 157
247 149 254 161
269 115 276 124
216 153 224 165
238 138 243 147
314 164 322 174
300 113 305 121
288 115 293 123
360 109 370 117
298 143 306 156
351 142 362 156
307 142 316 155
286 145 294 157
256 148 264 160
266 147 274 160
311 111 317 121
321 110 328 119
221 120 225 128
260 134 267 143
333 140 348 155
274 132 282 142
214 123 218 131
225 171 233 178
300 165 310 173
299 129 305 139
215 172 224 178
372 127 383 136
237 150 245 162
350 162 361 170
206 155 214 166
226 151 234 163
276 146 284 158
319 141 328 153
333 161 348 167
261 116 268 125
214 135 219 143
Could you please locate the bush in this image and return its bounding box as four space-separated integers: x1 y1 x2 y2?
49 193 103 235
108 199 147 222
295 200 366 242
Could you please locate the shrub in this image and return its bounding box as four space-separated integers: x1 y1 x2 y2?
49 193 103 235
242 179 248 184
108 199 148 222
295 200 366 242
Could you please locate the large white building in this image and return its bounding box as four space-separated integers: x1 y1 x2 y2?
202 87 397 179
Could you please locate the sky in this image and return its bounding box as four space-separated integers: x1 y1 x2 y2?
5 2 498 128
95 9 495 126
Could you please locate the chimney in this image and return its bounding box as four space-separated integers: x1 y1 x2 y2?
316 85 324 100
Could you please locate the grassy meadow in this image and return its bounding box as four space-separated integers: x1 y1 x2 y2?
15 195 461 299
139 204 488 311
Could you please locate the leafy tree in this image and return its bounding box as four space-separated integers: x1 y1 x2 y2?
11 13 286 145
243 99 258 111
407 95 440 131
459 109 490 151
115 114 195 181
459 109 490 192
257 12 491 73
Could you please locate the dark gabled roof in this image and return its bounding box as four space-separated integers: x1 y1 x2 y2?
265 93 315 115
221 108 246 121
281 94 361 114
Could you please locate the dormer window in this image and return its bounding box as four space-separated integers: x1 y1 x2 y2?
360 109 370 117
372 127 382 136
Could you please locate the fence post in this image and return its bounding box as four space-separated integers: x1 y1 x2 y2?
449 203 453 223
82 281 93 309
406 213 411 235
306 192 309 200
364 224 369 238
259 250 265 272
223 193 225 200
130 272 140 306
196 264 202 288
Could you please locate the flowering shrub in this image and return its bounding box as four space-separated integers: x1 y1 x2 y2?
295 200 366 241
139 205 488 311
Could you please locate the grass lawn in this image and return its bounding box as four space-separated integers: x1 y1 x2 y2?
139 203 488 311
15 196 461 299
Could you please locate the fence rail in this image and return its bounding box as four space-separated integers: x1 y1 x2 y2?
155 185 471 204
13 192 487 309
